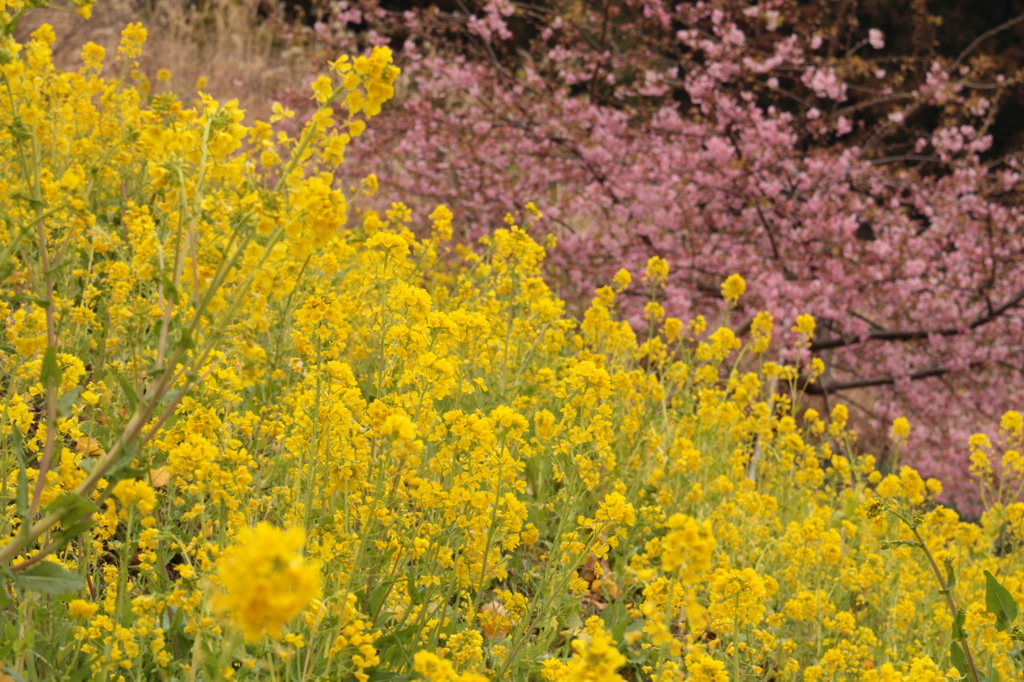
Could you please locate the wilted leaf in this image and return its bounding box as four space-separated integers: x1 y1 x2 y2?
74 437 104 456
149 467 171 488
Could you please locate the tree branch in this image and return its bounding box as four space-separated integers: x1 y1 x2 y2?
953 13 1024 69
799 364 949 395
809 285 1024 352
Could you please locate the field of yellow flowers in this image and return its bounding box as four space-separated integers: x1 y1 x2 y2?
4 3 1024 681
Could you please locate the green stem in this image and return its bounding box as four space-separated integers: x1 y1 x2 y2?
895 511 981 682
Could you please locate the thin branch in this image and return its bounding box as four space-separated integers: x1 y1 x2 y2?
801 364 949 395
868 154 941 166
810 285 1024 352
953 13 1024 69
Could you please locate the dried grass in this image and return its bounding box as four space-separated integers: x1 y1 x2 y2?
15 0 323 120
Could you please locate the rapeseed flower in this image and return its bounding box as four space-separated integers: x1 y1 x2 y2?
212 523 321 641
720 273 746 305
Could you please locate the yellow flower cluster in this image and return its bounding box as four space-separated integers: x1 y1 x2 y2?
211 523 321 641
542 616 627 682
3 9 1024 682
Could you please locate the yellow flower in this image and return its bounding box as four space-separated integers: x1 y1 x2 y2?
891 417 910 441
750 311 773 352
111 479 157 516
684 650 728 682
386 202 413 223
644 256 669 284
968 432 993 479
664 317 683 342
596 492 636 527
31 23 56 47
364 173 380 196
331 54 352 74
117 23 148 60
561 616 627 682
793 313 816 339
906 656 946 682
311 75 335 104
60 167 83 191
68 599 99 619
661 514 715 576
271 102 295 123
429 204 452 240
709 567 768 631
80 42 105 70
720 273 746 305
212 523 321 641
1001 410 1023 440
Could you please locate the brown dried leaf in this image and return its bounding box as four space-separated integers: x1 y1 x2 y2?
74 437 105 456
149 467 171 488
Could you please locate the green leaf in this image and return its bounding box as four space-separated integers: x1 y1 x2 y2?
988 659 1000 682
40 345 61 389
44 259 74 277
176 328 195 350
373 624 417 651
13 561 85 595
112 370 139 412
55 387 81 418
15 455 28 519
985 570 1019 632
1 665 27 682
0 568 14 609
67 664 93 682
940 558 957 595
11 426 28 529
368 578 398 617
158 388 184 405
406 572 422 605
44 493 98 548
50 518 96 548
366 673 413 682
372 624 418 668
602 600 629 642
952 607 967 640
0 620 16 650
44 492 97 518
161 276 179 305
564 612 583 630
7 293 50 307
106 460 144 482
950 641 969 677
10 192 45 210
